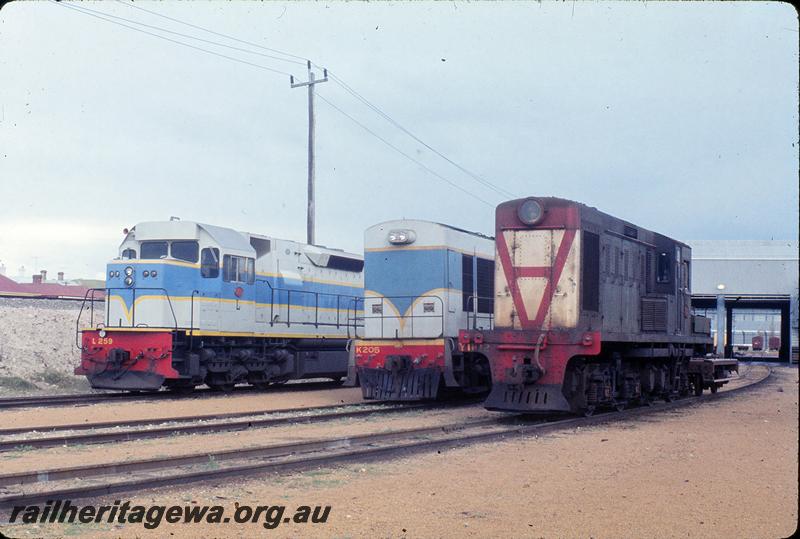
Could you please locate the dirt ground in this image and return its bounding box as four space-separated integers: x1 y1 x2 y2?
0 385 365 431
0 298 101 394
0 364 795 539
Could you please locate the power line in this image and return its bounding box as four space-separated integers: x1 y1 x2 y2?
62 1 307 67
112 0 514 200
324 70 517 199
53 0 498 207
51 0 297 78
113 0 309 63
316 93 494 208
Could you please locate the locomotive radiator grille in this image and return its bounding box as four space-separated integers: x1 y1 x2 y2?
641 297 667 332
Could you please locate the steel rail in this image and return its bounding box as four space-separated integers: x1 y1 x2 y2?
0 401 417 437
0 416 507 488
0 402 446 452
0 380 347 410
0 366 771 508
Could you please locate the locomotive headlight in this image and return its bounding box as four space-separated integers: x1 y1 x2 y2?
114 271 120 277
388 229 416 244
98 329 107 338
143 270 150 278
517 199 544 225
150 270 157 278
108 270 114 278
124 276 134 287
124 266 134 277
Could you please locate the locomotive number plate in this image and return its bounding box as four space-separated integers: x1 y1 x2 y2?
91 337 114 345
355 346 381 354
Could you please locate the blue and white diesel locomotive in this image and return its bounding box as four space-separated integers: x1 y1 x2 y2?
76 219 364 391
346 220 495 400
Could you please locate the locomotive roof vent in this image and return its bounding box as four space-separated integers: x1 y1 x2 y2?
517 198 545 226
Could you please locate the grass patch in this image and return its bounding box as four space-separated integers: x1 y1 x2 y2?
32 368 88 390
0 375 38 391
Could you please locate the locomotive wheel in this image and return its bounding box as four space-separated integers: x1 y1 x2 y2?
209 382 235 392
639 395 652 407
251 382 271 390
614 401 626 412
710 384 719 394
583 405 596 417
694 383 703 396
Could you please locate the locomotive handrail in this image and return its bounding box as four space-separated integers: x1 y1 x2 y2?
255 278 362 331
352 294 445 340
465 295 495 331
189 290 200 331
75 287 179 349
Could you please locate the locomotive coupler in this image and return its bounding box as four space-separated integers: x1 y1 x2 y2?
385 355 412 373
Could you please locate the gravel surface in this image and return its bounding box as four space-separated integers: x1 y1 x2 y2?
0 298 103 394
0 364 794 538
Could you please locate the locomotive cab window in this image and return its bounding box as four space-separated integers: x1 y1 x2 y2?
223 255 255 284
656 251 671 283
171 241 199 263
201 247 220 278
140 241 168 259
121 248 137 260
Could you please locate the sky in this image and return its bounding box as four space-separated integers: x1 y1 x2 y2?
0 0 797 281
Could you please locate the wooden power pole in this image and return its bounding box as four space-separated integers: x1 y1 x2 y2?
291 61 328 246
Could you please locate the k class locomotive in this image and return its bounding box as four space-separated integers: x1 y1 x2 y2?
75 220 364 391
346 220 495 400
459 197 737 414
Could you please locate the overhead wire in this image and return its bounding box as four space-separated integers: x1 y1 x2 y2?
316 93 493 207
113 0 515 201
323 70 517 199
51 0 298 78
53 0 502 206
64 1 306 67
113 0 309 63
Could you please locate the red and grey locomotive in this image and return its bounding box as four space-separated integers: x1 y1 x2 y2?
459 197 734 414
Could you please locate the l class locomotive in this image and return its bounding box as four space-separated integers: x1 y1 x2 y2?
347 220 495 400
459 197 735 414
75 220 363 391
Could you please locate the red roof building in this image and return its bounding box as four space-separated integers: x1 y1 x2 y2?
0 273 103 300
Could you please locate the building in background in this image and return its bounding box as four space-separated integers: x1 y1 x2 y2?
689 240 798 362
0 270 102 300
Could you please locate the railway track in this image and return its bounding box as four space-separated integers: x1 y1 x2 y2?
0 365 771 508
0 400 460 451
0 379 347 410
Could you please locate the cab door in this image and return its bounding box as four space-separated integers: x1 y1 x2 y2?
219 254 256 332
197 247 221 331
